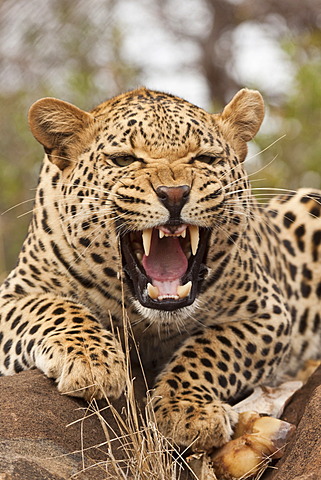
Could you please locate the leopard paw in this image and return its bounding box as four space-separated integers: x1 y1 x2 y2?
35 331 126 401
153 394 238 450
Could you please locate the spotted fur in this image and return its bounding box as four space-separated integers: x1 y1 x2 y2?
0 88 320 449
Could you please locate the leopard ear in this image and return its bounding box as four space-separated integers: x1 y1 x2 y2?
217 88 264 162
28 98 94 170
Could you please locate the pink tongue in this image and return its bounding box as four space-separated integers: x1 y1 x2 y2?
142 231 188 282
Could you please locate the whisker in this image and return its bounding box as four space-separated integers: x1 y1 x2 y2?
222 190 298 238
1 198 36 216
251 187 297 194
247 154 279 179
246 134 286 160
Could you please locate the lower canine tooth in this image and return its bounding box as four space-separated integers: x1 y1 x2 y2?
177 281 192 299
147 283 159 299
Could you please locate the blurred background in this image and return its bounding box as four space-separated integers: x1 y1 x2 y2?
0 0 321 278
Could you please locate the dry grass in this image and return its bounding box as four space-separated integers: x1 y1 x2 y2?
69 313 195 480
86 380 190 479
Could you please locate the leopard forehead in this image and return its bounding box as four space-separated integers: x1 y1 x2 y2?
90 88 222 159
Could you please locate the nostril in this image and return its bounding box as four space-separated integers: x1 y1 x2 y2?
182 185 190 198
156 186 169 202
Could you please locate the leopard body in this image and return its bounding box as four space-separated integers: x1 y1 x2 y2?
0 87 320 448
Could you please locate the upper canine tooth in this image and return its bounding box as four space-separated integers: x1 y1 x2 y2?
177 281 192 299
159 229 165 239
189 225 199 255
142 228 153 256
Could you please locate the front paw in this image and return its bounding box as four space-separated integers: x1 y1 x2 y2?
153 392 238 450
36 332 126 401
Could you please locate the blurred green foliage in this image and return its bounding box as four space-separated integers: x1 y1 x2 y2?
251 31 321 191
0 91 43 279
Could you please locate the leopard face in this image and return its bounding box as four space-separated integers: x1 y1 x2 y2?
29 88 263 319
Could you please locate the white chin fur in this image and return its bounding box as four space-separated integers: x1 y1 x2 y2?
132 299 201 332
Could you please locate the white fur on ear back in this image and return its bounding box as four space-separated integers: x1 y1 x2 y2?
28 98 94 169
218 88 264 161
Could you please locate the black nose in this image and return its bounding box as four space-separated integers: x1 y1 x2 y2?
156 185 190 220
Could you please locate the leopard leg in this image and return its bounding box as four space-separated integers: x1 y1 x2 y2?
0 294 126 401
152 316 291 450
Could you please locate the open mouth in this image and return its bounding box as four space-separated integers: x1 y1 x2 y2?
121 224 210 311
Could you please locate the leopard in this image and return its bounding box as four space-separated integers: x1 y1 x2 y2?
0 87 320 450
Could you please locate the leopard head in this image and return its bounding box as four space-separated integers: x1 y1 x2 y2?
29 88 264 316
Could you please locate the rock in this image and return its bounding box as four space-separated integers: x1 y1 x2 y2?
0 365 320 480
0 368 148 480
0 369 103 479
262 365 321 480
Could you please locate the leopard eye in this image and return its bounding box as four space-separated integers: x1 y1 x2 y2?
194 154 219 165
109 155 137 167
